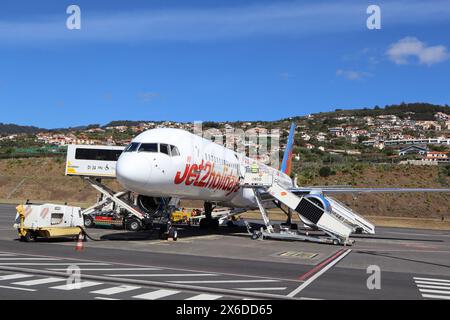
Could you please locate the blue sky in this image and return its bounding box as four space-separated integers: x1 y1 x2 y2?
0 0 449 128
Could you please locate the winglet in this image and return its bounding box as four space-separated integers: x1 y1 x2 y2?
280 122 296 176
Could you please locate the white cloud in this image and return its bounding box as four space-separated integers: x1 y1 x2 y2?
1 1 450 45
336 69 372 81
387 37 450 66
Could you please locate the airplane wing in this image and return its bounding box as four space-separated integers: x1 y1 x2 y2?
290 187 450 194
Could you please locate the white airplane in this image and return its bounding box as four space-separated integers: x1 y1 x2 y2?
115 123 450 233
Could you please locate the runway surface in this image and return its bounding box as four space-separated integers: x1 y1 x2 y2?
1 204 449 300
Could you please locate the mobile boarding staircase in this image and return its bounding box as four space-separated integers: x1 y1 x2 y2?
80 177 145 219
240 168 375 246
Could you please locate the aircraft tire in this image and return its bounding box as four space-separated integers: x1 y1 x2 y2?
168 228 178 241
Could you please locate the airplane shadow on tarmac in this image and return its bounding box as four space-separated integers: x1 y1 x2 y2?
350 234 443 243
355 250 450 269
96 224 445 243
97 225 253 241
11 225 255 243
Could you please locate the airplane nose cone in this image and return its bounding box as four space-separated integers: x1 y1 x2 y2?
116 153 151 192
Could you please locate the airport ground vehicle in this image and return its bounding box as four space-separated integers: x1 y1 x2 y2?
83 210 144 231
170 209 191 225
14 203 84 242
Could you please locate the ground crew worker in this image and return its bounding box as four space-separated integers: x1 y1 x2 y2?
251 162 259 173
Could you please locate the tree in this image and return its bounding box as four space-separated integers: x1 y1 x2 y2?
358 135 369 143
446 165 450 177
319 166 332 177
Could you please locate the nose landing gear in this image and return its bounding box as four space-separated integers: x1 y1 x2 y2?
158 222 178 241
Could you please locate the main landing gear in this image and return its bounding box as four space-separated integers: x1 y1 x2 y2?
199 202 219 230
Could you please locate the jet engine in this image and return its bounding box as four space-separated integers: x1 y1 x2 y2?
137 195 163 214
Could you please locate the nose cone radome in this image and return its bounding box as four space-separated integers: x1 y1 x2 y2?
116 153 151 193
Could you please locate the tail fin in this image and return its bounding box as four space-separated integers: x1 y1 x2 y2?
280 122 296 176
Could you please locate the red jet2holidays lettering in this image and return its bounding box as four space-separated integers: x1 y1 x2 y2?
174 156 240 196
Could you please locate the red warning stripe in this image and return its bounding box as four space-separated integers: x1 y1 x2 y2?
24 206 32 218
40 208 49 219
298 249 346 281
95 216 113 221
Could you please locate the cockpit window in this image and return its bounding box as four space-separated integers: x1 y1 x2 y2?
160 144 169 155
126 142 179 156
138 143 158 152
170 145 180 156
124 142 140 152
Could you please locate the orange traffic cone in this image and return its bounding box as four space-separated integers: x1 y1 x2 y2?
75 233 84 251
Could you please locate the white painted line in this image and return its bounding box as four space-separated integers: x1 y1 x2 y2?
236 287 287 291
0 263 110 266
133 289 180 300
95 297 120 300
0 285 36 292
0 273 34 281
105 273 217 277
90 285 141 295
12 277 66 286
422 294 450 300
47 268 161 271
287 249 352 298
170 279 278 284
185 294 222 300
0 258 59 260
414 277 450 283
415 281 450 287
417 284 450 290
419 288 450 295
0 251 295 284
50 281 102 290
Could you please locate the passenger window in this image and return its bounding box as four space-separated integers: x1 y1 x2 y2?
170 145 180 156
139 143 158 152
160 144 169 155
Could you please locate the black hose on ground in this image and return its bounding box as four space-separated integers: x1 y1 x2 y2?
79 227 104 241
78 214 169 242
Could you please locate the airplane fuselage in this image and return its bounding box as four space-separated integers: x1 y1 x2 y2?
116 128 293 208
